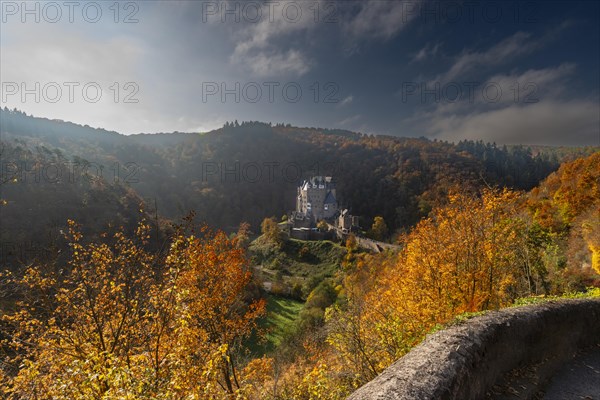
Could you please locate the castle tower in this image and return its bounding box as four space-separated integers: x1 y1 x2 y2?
296 176 337 222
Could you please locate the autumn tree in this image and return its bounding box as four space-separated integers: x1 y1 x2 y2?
368 216 388 242
0 220 160 398
342 234 359 268
233 221 252 249
261 217 284 248
327 189 533 386
582 213 600 274
162 225 266 396
0 219 265 398
316 220 329 232
527 152 600 286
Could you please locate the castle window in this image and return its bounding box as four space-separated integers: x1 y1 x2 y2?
324 204 329 210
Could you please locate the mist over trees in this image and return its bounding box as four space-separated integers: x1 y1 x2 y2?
3 108 593 263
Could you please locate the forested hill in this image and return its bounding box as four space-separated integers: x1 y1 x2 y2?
1 108 597 249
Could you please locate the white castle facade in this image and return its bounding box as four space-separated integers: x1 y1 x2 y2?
295 176 338 221
289 176 359 237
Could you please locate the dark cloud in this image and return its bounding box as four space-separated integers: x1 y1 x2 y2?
1 0 598 145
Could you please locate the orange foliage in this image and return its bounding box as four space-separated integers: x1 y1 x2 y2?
1 220 265 399
327 189 530 384
527 152 600 277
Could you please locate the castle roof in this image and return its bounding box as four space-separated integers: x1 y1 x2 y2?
301 176 334 190
324 191 337 204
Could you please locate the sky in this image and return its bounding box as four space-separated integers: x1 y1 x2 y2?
1 0 599 145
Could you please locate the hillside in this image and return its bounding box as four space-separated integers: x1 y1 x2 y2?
527 152 600 280
250 237 347 299
1 111 598 398
3 108 595 258
0 139 160 268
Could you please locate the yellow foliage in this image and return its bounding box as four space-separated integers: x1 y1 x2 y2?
1 220 265 399
327 189 531 386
